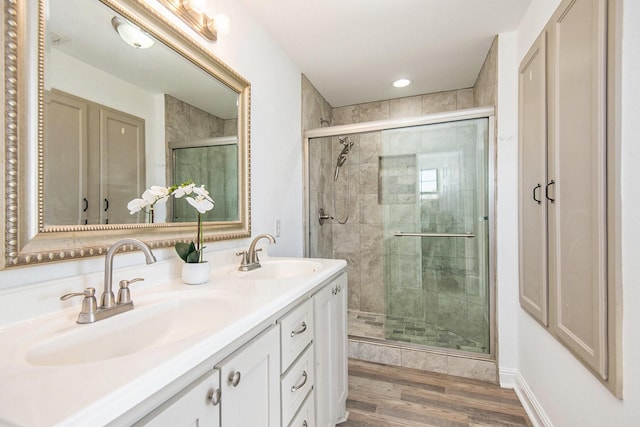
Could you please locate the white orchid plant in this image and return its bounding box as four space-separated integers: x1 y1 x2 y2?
127 180 214 263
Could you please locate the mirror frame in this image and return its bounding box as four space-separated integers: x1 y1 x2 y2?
2 0 251 268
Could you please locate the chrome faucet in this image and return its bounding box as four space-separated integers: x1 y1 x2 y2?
60 238 156 324
102 238 156 308
237 233 276 271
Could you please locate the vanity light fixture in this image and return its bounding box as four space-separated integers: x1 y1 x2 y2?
157 0 218 41
392 78 412 88
111 17 155 49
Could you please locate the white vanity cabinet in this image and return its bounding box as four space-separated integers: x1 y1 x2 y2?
136 325 281 427
313 273 348 427
216 325 281 427
110 268 347 427
136 369 221 426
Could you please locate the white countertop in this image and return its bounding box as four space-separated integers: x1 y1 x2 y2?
0 256 346 427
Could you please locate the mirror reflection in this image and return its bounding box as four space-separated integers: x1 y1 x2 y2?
170 136 238 222
43 0 239 226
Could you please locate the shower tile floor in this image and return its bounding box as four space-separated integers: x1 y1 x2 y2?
348 310 488 354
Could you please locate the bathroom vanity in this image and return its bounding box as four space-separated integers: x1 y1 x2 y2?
0 254 347 427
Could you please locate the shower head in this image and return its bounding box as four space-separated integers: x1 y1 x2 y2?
338 136 354 149
334 136 354 180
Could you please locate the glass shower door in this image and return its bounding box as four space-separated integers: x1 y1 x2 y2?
381 118 490 354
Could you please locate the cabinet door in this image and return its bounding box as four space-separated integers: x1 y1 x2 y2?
138 369 220 426
333 274 348 421
313 273 348 427
217 325 280 427
518 32 549 326
43 90 88 226
547 0 608 379
99 108 146 224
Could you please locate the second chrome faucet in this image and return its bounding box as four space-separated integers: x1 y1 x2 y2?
237 233 276 271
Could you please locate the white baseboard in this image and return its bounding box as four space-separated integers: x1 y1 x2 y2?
500 367 553 427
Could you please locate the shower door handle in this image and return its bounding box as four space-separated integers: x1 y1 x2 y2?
394 232 475 238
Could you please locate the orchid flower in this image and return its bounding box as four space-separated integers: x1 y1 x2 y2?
127 185 170 215
129 181 215 263
186 195 215 214
172 182 196 198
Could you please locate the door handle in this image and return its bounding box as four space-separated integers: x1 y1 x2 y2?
104 198 109 211
545 180 555 203
532 183 541 204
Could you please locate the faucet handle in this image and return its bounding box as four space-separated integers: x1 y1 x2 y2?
60 287 95 301
60 288 97 323
117 278 144 305
236 250 249 266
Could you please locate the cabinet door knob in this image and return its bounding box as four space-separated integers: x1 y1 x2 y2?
302 421 308 427
290 321 307 337
207 388 221 406
290 370 308 393
228 371 241 387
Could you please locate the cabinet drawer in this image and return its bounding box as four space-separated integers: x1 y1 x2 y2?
279 298 314 371
281 344 314 426
288 390 315 427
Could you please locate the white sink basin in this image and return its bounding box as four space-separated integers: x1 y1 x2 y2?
26 293 238 366
234 259 323 280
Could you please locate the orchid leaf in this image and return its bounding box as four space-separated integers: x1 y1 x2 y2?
186 249 201 264
175 242 196 263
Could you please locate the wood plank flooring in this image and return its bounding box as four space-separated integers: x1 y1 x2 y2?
339 359 533 427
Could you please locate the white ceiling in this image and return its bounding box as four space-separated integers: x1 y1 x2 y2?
240 0 531 107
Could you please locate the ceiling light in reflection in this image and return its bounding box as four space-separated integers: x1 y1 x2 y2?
111 17 155 49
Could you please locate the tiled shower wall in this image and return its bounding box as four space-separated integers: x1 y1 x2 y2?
329 90 476 316
302 76 334 259
302 36 499 380
380 122 490 352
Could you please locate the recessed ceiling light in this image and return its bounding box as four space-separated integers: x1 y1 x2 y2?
392 78 412 88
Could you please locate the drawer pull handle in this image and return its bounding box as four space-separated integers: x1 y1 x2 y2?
291 370 308 392
290 321 307 337
228 371 241 387
207 388 221 405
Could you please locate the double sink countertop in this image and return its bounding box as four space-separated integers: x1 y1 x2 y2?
0 256 346 427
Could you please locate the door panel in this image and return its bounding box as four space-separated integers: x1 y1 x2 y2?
547 0 608 379
518 32 548 325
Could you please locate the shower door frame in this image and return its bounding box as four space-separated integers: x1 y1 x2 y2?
303 106 496 360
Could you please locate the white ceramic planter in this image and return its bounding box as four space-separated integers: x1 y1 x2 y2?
181 261 210 285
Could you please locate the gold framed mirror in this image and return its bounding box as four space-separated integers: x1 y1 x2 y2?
2 0 251 268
